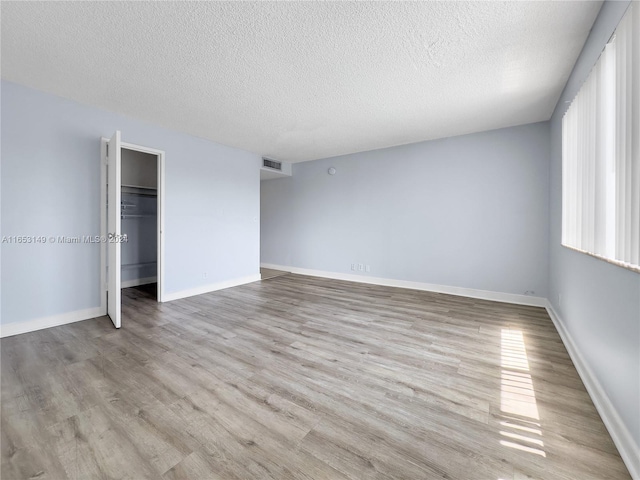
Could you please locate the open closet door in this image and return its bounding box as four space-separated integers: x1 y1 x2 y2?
107 130 122 328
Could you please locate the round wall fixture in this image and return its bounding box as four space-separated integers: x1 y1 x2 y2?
328 167 336 175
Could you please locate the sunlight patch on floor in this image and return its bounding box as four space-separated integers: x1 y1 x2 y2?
499 328 546 457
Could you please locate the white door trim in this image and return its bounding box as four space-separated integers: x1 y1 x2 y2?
100 137 166 317
120 141 166 303
100 138 108 316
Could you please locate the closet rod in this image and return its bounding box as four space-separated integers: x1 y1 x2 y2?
121 192 157 197
121 184 156 190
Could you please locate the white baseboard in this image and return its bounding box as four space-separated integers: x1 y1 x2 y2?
121 276 157 289
0 274 261 337
261 263 288 272
259 263 547 307
545 302 640 479
0 306 105 338
163 274 261 302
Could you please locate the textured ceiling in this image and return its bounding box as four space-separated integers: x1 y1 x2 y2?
2 1 602 163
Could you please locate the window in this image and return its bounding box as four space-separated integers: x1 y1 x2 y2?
562 4 639 272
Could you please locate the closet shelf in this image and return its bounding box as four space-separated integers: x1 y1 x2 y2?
122 184 156 190
121 214 155 219
122 262 157 269
122 185 158 197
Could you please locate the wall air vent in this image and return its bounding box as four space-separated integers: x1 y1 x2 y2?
262 158 282 171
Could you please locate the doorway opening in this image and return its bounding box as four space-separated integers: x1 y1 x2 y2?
101 132 165 328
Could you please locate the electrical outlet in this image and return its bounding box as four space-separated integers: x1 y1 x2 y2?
351 263 356 271
365 265 370 272
358 264 364 271
204 272 208 279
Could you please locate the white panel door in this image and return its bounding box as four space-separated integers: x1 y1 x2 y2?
107 131 122 328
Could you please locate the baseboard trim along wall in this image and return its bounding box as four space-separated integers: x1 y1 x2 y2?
545 302 640 479
163 274 262 302
121 276 158 289
260 263 548 307
0 306 105 338
1 274 261 337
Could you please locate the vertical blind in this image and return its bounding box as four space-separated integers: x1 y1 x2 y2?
562 4 639 270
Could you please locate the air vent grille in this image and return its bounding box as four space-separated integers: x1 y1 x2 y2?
262 158 282 171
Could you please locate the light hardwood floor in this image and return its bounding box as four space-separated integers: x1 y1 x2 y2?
1 274 630 479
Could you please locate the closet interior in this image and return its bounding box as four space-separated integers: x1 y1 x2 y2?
121 148 158 292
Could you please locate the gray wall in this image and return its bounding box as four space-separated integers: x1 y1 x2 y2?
548 0 640 449
262 122 550 298
1 80 260 325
